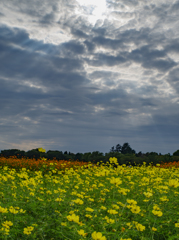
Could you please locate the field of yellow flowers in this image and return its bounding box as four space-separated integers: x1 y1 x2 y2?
0 152 179 240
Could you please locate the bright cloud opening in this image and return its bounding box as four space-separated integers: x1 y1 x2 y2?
75 0 108 25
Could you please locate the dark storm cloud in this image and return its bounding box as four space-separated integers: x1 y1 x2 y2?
166 39 179 53
39 5 58 24
71 29 89 39
83 40 96 52
0 25 86 88
92 36 123 50
0 0 179 154
171 0 179 11
0 25 60 56
87 53 126 67
61 40 85 54
129 45 176 72
167 68 179 94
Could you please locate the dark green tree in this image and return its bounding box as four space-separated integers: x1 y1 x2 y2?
82 152 92 162
74 153 83 161
15 150 26 158
115 144 122 153
121 142 136 154
145 152 158 157
110 144 122 153
88 151 104 163
1 149 20 158
109 146 115 152
46 150 64 160
26 149 40 160
173 150 179 156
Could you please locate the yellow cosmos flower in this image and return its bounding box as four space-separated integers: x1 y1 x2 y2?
127 199 137 205
143 192 153 198
2 221 13 228
168 179 179 188
175 223 179 228
110 177 122 185
78 229 87 237
38 148 46 153
107 209 118 214
86 207 94 212
67 213 80 223
91 231 106 240
130 205 141 214
152 210 163 217
135 223 145 231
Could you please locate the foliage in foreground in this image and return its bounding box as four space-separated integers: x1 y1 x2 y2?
0 157 179 240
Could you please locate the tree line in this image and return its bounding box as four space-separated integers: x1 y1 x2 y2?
0 142 179 167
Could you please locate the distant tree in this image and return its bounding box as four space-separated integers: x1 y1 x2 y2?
110 144 122 153
110 146 115 152
121 142 136 154
115 144 122 153
82 152 92 162
1 149 20 158
110 143 135 155
15 150 26 158
26 150 40 160
46 150 64 160
64 151 68 154
74 153 83 161
68 152 76 161
136 151 143 157
173 150 179 156
88 151 104 163
145 152 158 157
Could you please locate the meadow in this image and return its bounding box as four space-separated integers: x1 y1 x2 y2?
0 155 179 240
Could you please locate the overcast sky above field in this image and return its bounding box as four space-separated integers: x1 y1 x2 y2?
0 0 179 155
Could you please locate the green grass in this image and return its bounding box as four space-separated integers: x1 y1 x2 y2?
0 159 179 240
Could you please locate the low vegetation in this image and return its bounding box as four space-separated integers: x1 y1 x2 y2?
0 153 179 240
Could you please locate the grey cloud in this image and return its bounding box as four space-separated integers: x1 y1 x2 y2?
0 25 29 46
0 25 60 55
92 26 107 36
167 67 179 94
61 40 85 54
0 11 4 17
0 26 86 86
40 11 56 24
117 28 152 44
143 4 156 11
83 40 96 52
107 0 138 9
92 36 123 50
166 39 179 53
130 46 166 61
4 0 63 18
88 70 119 79
153 3 171 18
51 57 84 71
0 0 179 154
142 59 176 72
129 45 176 72
171 0 179 11
71 29 88 39
87 53 126 67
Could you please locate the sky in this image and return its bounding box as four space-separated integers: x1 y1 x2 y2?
0 0 179 155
